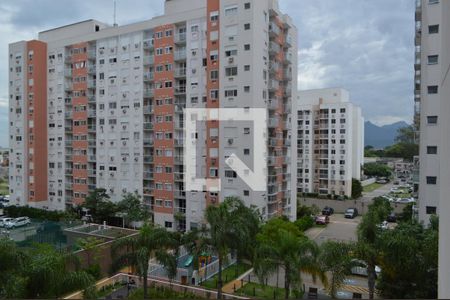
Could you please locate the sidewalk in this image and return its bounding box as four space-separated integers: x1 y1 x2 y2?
222 268 254 294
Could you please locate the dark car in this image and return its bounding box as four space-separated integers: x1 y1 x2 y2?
322 206 334 216
387 212 397 223
345 208 359 219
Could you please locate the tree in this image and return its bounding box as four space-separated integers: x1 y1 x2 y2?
355 197 391 299
111 224 177 299
201 197 250 299
254 218 324 299
24 244 94 299
351 178 363 199
395 125 415 144
384 143 418 161
82 188 118 223
76 237 103 279
363 163 392 178
117 192 150 227
377 221 437 298
0 238 27 298
319 241 358 298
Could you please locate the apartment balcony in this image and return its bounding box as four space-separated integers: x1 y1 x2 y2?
174 173 184 181
143 55 154 65
268 138 278 147
174 121 184 130
65 140 72 147
143 39 154 49
269 41 281 55
65 183 73 189
64 69 72 78
143 72 154 82
88 125 96 132
64 97 72 105
143 122 154 131
174 51 187 61
284 70 292 81
269 22 281 38
174 190 186 198
268 195 278 204
267 99 278 110
174 206 186 214
144 88 154 98
65 111 73 118
174 33 187 44
65 168 73 175
174 139 184 147
143 172 154 180
143 140 154 147
268 118 279 128
64 83 73 92
88 155 96 161
174 85 186 95
174 156 184 165
88 140 96 147
87 95 95 103
87 80 96 89
284 139 291 147
88 169 96 177
143 105 153 114
88 110 96 118
65 125 73 132
87 65 96 74
143 155 154 163
269 62 279 74
268 80 279 91
65 154 73 161
174 68 186 78
64 55 72 63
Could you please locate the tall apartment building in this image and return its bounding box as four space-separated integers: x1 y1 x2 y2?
8 0 297 230
415 0 450 297
295 88 363 198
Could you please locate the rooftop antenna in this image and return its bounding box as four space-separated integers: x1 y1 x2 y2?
113 0 118 27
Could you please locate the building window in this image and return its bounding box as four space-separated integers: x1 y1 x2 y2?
244 44 251 51
244 2 251 9
244 148 250 155
426 176 437 184
165 221 172 228
225 6 238 16
427 86 438 94
429 24 439 34
225 67 238 76
244 23 250 30
244 65 250 71
429 0 439 4
244 86 250 92
427 146 438 154
225 170 237 178
427 115 438 124
210 11 219 22
243 190 249 196
426 206 437 214
210 70 219 80
428 55 439 65
225 89 237 97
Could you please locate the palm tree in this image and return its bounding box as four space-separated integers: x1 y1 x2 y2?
24 244 94 298
111 223 178 299
254 227 324 300
319 241 358 298
200 197 252 299
356 197 391 299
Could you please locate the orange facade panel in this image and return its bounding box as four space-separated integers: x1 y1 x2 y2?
26 40 48 202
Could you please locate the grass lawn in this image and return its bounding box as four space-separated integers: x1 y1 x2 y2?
363 182 383 193
200 262 251 289
236 282 301 300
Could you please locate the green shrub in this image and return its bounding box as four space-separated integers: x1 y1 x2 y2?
4 205 78 221
294 216 314 232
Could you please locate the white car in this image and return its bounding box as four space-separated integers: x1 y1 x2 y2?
4 217 31 229
0 217 14 227
395 198 416 204
351 260 381 277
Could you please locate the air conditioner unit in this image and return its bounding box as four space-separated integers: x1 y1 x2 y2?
228 57 234 64
122 109 126 114
99 172 103 176
110 172 114 177
228 138 234 145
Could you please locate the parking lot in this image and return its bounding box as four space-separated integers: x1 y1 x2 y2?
306 213 360 245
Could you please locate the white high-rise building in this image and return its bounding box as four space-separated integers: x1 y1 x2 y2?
294 88 363 198
415 0 450 297
8 0 297 230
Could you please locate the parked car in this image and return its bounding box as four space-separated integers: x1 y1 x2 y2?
378 220 389 230
395 198 415 204
345 208 358 219
4 217 31 229
0 217 14 227
322 206 334 216
315 215 330 225
393 181 399 185
351 259 381 277
387 212 397 223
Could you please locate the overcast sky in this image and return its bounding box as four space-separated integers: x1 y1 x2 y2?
0 0 415 148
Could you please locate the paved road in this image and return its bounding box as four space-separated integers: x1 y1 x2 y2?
361 182 393 203
306 214 360 245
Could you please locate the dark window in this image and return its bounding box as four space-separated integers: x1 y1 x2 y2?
428 55 439 64
165 221 172 228
426 206 437 214
244 2 251 9
427 115 438 124
427 146 438 154
429 25 439 34
426 176 437 184
243 190 249 196
244 44 250 51
244 23 250 30
428 85 438 94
